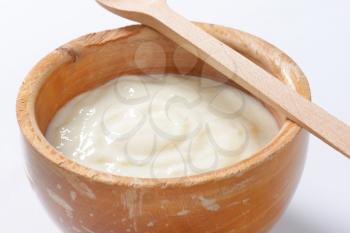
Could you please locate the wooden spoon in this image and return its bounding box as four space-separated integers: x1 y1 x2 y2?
96 0 350 158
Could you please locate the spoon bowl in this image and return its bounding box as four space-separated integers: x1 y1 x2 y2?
96 0 166 18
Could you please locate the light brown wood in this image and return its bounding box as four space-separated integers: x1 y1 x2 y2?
17 23 310 233
97 0 350 158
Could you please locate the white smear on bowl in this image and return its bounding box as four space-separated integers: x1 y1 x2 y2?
47 188 74 218
198 196 220 211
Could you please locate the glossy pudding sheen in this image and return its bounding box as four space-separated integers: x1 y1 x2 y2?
46 74 279 178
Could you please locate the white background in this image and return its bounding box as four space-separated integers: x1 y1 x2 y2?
1 0 349 232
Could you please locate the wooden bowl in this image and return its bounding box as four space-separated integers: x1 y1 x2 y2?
16 23 310 233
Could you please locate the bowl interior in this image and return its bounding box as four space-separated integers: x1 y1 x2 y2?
18 24 310 185
35 29 286 135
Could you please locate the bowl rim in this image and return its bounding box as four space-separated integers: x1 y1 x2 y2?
16 23 311 188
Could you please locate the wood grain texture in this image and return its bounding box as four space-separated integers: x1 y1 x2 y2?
97 0 350 158
17 24 310 233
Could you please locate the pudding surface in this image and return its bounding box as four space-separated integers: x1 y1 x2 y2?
46 74 279 178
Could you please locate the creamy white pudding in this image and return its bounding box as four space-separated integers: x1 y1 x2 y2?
46 74 279 178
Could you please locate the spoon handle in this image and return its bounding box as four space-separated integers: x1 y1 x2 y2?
132 3 350 158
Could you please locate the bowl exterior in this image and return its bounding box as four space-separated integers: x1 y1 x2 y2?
24 130 308 233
